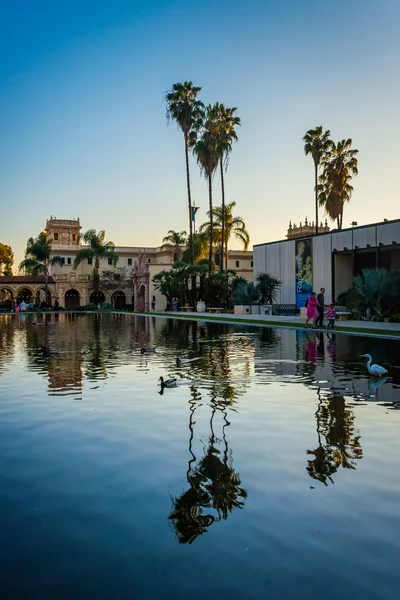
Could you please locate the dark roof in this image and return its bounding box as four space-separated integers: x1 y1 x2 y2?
0 276 56 284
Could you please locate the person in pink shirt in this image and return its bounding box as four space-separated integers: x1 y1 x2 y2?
326 302 337 330
304 292 318 328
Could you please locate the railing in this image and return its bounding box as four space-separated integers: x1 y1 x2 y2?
272 304 299 316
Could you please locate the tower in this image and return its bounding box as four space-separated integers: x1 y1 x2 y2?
45 216 81 247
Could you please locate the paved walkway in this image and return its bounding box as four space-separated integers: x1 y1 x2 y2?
157 311 400 338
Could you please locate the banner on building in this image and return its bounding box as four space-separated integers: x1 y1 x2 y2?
295 237 312 309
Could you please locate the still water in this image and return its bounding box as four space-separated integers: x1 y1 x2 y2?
0 313 399 599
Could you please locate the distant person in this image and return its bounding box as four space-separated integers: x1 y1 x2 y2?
304 292 318 329
171 297 178 312
151 295 156 311
316 287 325 327
54 299 59 311
28 300 34 311
15 305 20 313
19 300 27 312
326 303 337 330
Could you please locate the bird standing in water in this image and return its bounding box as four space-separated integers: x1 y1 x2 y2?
360 354 388 377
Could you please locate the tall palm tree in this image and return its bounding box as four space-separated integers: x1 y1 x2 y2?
190 105 220 273
213 104 241 270
161 230 187 263
318 139 359 230
303 126 332 234
19 232 64 303
165 82 204 266
200 201 250 269
73 229 119 291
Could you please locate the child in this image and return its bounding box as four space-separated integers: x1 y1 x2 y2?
326 302 337 330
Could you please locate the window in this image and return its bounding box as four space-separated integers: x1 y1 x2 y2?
108 258 113 265
128 258 132 266
215 254 220 266
114 274 120 282
148 258 151 264
54 232 59 241
67 257 71 265
72 234 76 241
88 258 92 265
236 260 240 268
61 257 65 265
251 261 253 268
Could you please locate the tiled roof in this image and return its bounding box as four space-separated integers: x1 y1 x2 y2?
0 276 56 284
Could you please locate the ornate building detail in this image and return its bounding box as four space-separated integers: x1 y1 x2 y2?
133 252 149 311
287 217 330 239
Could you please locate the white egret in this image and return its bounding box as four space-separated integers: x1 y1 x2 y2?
360 354 388 377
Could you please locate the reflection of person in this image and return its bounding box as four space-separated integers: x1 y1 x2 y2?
306 333 317 363
305 292 318 328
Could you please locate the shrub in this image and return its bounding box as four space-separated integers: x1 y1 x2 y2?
101 302 113 310
353 268 400 319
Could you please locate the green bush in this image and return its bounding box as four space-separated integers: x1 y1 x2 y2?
101 302 113 310
353 268 400 319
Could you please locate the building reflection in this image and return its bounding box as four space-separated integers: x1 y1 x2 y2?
169 393 247 544
306 393 363 485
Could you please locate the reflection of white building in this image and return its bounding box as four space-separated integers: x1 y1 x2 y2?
253 218 400 305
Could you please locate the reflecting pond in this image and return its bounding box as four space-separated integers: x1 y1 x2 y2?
0 314 399 599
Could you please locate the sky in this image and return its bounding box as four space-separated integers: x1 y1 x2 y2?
0 0 399 269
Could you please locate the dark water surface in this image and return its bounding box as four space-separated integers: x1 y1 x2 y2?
0 313 400 599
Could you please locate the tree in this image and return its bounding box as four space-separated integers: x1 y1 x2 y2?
19 232 63 302
99 268 132 308
213 104 241 270
303 126 332 234
181 231 209 264
200 201 250 269
161 230 187 263
190 104 221 273
318 139 359 230
0 242 14 275
256 273 282 304
165 81 204 266
73 229 119 291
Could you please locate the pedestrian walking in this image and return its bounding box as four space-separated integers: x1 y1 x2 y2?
304 292 318 328
151 295 156 311
316 287 325 327
326 303 337 330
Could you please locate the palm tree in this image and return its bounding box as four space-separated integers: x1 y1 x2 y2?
256 273 282 304
190 105 220 274
161 230 187 263
165 82 204 266
303 126 332 234
213 104 241 271
73 229 119 291
19 232 63 303
200 201 250 269
318 139 359 230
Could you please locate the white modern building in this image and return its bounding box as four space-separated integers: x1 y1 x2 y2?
253 218 400 308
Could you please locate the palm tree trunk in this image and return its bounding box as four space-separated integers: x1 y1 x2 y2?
94 259 100 292
184 132 194 266
219 159 225 272
208 175 213 275
45 266 48 306
314 162 319 235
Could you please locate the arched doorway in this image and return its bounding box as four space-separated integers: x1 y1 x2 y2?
17 288 33 303
90 291 105 305
36 288 52 305
138 285 145 311
65 289 80 309
0 288 13 309
112 291 126 309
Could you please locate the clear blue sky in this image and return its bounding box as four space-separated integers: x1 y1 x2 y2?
1 0 399 269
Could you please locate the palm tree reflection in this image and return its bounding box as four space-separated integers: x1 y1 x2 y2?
169 397 247 544
307 393 363 485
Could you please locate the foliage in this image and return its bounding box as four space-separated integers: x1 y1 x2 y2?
165 81 204 265
353 268 400 318
190 104 220 273
161 230 187 262
0 242 14 275
99 268 132 307
181 231 209 264
200 201 250 268
231 282 259 306
318 139 359 230
303 126 332 233
101 302 113 310
73 229 118 291
19 232 63 300
255 273 282 304
335 289 363 309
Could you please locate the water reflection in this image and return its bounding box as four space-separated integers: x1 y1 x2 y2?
169 394 247 544
307 393 363 485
